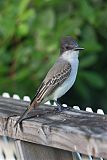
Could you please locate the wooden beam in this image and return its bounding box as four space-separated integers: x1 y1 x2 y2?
0 96 107 158
15 140 73 160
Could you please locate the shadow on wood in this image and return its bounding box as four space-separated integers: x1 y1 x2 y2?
15 140 73 160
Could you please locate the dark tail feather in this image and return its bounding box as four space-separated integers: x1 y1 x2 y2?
14 108 29 127
14 100 39 127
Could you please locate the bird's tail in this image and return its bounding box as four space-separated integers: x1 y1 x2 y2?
14 100 39 127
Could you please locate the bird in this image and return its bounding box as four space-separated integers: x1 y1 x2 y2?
14 36 84 127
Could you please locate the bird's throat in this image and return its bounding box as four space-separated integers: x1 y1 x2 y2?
61 50 79 63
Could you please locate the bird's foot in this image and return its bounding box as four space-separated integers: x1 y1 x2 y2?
54 101 70 112
62 106 70 111
54 100 62 112
54 106 70 112
54 106 62 112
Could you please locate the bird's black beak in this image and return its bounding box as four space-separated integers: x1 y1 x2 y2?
74 47 84 51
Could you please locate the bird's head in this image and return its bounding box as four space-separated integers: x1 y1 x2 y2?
60 36 84 55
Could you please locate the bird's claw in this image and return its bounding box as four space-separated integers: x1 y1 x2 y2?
54 105 70 112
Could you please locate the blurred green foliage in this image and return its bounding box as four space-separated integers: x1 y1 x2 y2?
0 0 107 111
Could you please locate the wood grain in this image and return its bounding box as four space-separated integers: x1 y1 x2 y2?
0 96 107 158
15 140 73 160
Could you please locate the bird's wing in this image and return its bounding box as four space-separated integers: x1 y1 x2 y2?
31 59 71 104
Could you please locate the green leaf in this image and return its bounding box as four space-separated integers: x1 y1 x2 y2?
80 54 97 68
18 0 30 15
17 23 29 36
19 9 35 22
75 79 90 100
38 9 55 30
82 71 105 88
82 26 102 52
13 68 30 81
78 0 96 24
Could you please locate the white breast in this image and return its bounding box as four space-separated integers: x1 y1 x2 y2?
53 50 79 100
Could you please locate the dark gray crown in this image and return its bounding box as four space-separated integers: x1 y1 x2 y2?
60 36 79 53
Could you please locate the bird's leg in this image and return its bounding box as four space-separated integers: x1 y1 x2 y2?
54 100 63 112
54 100 71 111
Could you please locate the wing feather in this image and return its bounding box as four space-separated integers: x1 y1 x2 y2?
31 59 71 105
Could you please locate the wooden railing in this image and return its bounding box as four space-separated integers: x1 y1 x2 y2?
0 95 107 160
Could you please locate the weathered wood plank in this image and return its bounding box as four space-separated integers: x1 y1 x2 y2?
15 140 73 160
0 96 107 158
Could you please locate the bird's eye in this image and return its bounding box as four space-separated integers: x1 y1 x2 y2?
66 46 70 50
